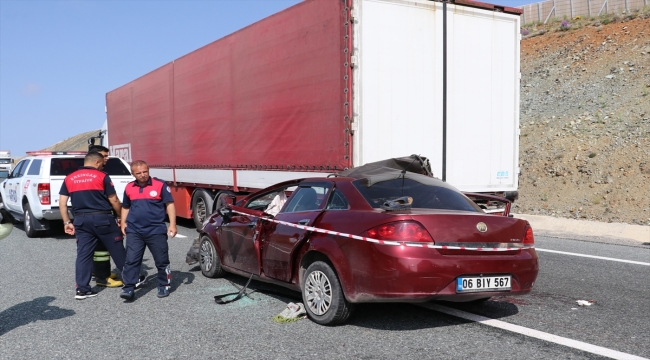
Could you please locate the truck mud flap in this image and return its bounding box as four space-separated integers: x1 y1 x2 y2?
31 216 50 231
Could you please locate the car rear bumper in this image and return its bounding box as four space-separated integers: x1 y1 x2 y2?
339 244 539 303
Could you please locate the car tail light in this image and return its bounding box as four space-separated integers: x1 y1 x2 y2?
38 183 50 205
523 224 534 244
365 221 434 243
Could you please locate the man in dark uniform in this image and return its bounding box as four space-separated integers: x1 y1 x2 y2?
119 160 177 301
88 145 123 288
59 152 126 300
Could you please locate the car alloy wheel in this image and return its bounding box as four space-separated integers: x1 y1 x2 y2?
199 236 224 278
304 270 332 316
200 238 213 271
302 261 354 325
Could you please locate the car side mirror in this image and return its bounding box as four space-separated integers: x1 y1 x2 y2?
219 207 233 223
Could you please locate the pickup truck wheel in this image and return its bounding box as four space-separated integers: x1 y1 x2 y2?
302 261 354 325
23 203 39 238
192 190 214 229
200 236 224 278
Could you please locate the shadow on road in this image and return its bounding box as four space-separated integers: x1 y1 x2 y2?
201 272 521 330
0 296 75 336
349 299 520 330
122 266 195 301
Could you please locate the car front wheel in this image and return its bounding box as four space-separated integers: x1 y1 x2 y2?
302 261 354 325
200 236 224 278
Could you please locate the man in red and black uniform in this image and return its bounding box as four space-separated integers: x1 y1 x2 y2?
119 160 177 301
88 145 123 288
59 152 126 300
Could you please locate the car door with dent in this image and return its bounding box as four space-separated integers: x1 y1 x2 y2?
2 160 30 212
216 183 298 275
261 182 332 282
218 205 264 275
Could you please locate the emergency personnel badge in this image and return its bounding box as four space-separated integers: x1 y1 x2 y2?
150 191 158 197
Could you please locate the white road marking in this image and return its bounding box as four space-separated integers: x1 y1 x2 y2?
536 248 650 266
418 303 648 360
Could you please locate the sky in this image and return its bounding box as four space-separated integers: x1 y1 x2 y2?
0 0 533 157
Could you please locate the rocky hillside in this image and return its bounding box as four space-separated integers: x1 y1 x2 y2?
513 9 650 225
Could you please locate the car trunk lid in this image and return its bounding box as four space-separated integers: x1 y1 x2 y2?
409 210 529 254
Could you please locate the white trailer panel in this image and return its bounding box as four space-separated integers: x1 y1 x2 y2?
354 0 520 193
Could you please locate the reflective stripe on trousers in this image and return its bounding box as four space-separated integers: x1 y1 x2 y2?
94 251 110 262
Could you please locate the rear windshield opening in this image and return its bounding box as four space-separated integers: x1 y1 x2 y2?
353 178 482 212
50 158 131 176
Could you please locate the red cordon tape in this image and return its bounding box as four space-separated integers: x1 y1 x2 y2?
230 210 535 251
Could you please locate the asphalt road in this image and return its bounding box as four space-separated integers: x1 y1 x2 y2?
0 220 648 360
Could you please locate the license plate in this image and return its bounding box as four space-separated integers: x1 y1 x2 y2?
456 275 511 293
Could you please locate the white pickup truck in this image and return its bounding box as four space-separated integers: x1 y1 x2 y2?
0 151 134 237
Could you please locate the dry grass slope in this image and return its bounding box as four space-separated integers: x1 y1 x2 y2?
43 130 101 152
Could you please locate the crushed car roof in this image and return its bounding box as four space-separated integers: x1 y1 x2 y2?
338 155 450 188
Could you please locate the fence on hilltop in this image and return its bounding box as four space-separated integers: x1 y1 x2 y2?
517 0 648 24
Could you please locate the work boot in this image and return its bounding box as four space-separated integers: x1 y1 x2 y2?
157 287 169 298
75 290 98 300
120 289 135 301
91 272 118 280
135 275 146 289
96 277 124 287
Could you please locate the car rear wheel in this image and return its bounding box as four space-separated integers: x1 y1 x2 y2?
302 261 354 325
192 190 214 229
200 236 224 278
23 204 39 238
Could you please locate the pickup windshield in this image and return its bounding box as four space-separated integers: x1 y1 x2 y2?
50 158 131 176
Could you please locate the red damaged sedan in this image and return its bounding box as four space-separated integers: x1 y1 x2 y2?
199 161 538 325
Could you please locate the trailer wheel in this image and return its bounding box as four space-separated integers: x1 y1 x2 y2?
302 261 354 325
212 190 236 213
191 190 214 229
200 236 224 278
